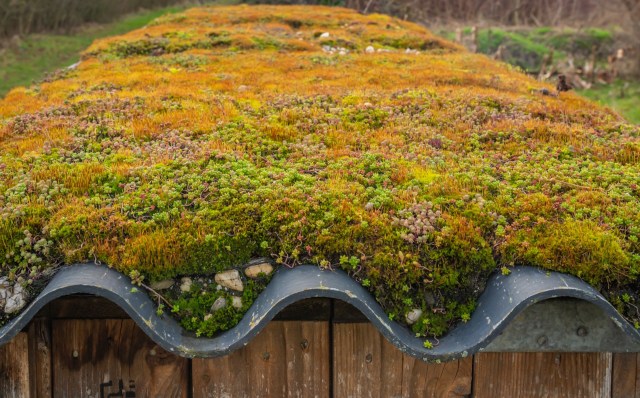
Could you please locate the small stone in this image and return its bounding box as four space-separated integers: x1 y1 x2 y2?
4 296 26 314
364 202 375 211
215 269 244 291
237 85 249 92
244 262 274 279
180 277 193 293
12 283 22 295
405 308 423 325
537 88 552 96
365 45 375 54
211 297 227 312
151 279 174 291
0 287 7 310
0 277 9 308
319 32 330 38
204 313 213 321
4 284 26 314
232 296 243 309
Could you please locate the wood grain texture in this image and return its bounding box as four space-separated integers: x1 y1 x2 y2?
28 320 52 398
474 352 612 398
0 332 30 398
52 319 188 398
612 353 640 398
333 323 471 398
192 321 330 398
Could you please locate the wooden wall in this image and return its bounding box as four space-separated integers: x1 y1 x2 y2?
1 297 638 398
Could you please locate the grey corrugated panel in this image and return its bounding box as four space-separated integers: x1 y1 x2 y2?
0 264 638 361
483 298 640 352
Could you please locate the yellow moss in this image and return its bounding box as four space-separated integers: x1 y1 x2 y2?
1 4 638 336
519 220 630 284
31 163 105 195
411 166 440 184
121 229 185 275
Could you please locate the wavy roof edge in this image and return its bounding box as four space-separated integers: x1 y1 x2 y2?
0 264 638 361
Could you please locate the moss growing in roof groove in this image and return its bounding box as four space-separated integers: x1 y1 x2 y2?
1 5 639 337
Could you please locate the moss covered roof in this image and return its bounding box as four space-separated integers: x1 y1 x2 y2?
1 5 639 337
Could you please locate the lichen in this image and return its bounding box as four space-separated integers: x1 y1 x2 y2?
0 5 639 337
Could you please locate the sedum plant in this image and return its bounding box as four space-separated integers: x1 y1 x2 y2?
0 5 639 337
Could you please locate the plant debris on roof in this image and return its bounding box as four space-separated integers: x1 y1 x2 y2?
1 5 639 339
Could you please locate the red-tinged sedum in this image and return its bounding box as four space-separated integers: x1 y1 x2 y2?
1 5 639 337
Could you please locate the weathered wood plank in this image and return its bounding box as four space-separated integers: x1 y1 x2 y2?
28 320 52 398
52 319 188 398
401 353 472 397
333 323 472 398
474 352 612 398
333 322 402 397
612 353 639 398
192 321 330 398
0 332 30 398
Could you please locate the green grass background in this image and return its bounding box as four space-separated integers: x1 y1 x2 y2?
0 5 188 96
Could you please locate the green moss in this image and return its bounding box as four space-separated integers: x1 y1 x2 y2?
371 35 441 50
0 5 639 340
504 220 634 286
251 36 287 50
208 31 233 47
102 37 214 58
171 278 265 337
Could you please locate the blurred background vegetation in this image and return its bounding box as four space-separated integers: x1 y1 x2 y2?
0 0 638 123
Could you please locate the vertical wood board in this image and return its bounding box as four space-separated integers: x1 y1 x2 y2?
473 352 612 398
28 320 52 398
192 321 330 398
333 323 472 398
0 332 30 398
52 319 188 398
612 353 640 398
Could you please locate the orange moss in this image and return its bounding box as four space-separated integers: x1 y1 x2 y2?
1 4 638 337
